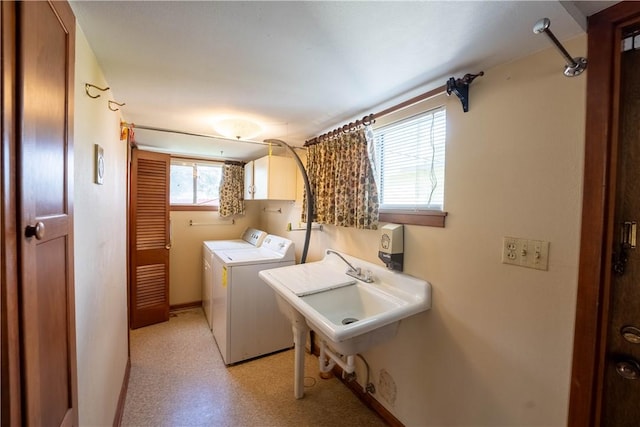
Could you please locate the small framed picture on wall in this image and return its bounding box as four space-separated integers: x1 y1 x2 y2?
95 144 105 185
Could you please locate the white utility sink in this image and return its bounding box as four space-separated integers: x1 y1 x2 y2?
259 249 431 398
301 283 407 353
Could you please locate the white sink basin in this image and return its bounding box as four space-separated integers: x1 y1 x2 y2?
260 249 431 399
299 279 411 354
302 281 406 325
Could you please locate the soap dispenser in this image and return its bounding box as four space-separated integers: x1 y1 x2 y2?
378 224 404 271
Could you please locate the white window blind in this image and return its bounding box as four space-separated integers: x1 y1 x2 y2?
373 107 446 211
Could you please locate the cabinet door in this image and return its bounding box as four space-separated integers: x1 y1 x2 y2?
244 161 254 200
253 156 296 200
253 156 270 199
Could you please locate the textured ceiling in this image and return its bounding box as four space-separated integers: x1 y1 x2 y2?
70 1 617 161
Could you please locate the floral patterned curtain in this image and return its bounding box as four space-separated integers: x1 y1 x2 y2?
303 128 379 229
219 162 245 218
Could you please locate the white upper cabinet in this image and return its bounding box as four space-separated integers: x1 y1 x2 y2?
245 155 297 200
244 160 255 200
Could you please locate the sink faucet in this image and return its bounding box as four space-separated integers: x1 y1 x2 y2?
326 250 374 283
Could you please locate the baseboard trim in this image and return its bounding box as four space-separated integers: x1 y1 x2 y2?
170 301 202 311
312 346 404 427
113 357 131 427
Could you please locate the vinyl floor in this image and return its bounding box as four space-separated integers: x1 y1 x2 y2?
121 308 387 426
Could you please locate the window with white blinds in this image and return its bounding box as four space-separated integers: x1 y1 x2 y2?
373 106 446 211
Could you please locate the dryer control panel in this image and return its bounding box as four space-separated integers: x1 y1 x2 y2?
262 235 294 256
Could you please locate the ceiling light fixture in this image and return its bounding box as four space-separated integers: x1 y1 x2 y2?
213 117 263 140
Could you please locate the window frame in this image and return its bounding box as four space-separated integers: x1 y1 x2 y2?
372 104 448 227
169 157 223 212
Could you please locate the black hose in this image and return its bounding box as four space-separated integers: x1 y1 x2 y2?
264 140 314 264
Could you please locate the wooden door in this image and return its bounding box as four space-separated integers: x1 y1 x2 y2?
18 1 77 425
130 149 171 329
568 3 640 426
600 36 640 425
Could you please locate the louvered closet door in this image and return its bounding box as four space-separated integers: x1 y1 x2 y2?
130 149 171 329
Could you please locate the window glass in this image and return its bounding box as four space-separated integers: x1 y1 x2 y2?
196 164 222 205
170 164 195 204
373 107 446 211
170 160 222 206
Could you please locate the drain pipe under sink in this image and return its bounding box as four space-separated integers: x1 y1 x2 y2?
319 340 355 374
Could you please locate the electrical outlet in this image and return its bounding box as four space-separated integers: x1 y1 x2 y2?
502 237 550 271
502 237 519 264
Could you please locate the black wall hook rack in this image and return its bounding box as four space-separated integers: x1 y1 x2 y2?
446 71 484 112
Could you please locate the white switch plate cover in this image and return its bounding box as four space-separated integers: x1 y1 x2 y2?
502 237 549 271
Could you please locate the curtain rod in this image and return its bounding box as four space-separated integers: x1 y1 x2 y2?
120 122 272 147
304 84 446 146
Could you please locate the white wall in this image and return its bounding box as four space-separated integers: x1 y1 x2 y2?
261 35 586 426
73 26 129 426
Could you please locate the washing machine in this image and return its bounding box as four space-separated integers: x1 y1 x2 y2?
202 228 267 330
211 235 295 365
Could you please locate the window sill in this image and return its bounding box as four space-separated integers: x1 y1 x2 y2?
379 210 447 227
170 205 219 212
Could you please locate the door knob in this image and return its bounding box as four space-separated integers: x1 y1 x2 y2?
25 221 45 240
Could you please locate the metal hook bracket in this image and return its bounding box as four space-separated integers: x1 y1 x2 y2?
85 83 110 99
533 18 587 77
108 100 126 111
446 72 484 113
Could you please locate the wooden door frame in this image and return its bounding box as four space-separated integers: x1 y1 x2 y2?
568 3 640 426
1 1 22 425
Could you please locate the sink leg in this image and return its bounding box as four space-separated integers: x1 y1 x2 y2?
292 324 308 399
